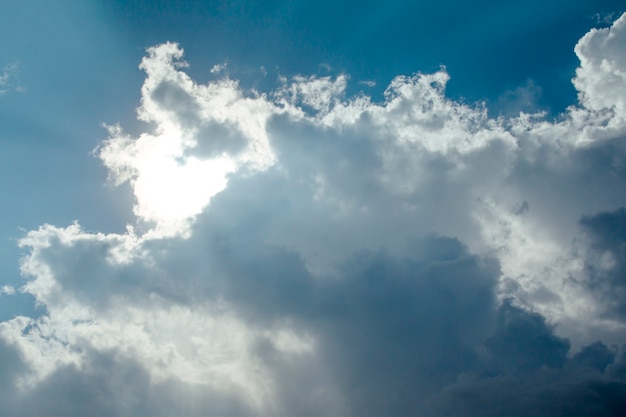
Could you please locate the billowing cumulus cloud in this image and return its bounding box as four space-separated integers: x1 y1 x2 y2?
2 13 626 417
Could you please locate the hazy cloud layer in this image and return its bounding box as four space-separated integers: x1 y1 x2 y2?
2 13 626 417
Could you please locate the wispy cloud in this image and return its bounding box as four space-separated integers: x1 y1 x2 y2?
358 79 376 87
0 63 22 96
0 285 15 296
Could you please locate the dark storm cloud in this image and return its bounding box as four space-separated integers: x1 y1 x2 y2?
437 337 626 417
581 207 626 319
431 304 626 417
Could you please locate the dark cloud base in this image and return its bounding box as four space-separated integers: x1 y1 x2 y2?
582 207 626 319
5 226 626 416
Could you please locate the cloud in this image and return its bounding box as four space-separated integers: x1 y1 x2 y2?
0 285 15 295
211 62 228 74
436 338 626 417
2 13 626 416
574 13 626 119
593 12 619 26
580 207 626 319
493 79 543 116
0 63 21 96
97 43 276 235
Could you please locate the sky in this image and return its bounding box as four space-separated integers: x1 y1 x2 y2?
1 0 626 415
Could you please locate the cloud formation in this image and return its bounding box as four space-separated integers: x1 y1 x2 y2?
2 13 626 417
0 63 21 96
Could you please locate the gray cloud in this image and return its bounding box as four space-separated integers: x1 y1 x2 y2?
580 207 626 319
437 336 626 417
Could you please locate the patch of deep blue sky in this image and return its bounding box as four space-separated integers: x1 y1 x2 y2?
0 0 623 319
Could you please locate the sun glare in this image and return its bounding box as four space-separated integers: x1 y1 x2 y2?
133 151 236 226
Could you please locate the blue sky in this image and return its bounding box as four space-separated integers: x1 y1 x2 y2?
1 1 626 415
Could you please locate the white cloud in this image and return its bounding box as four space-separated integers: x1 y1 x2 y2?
592 11 619 26
98 43 276 236
274 73 348 115
0 63 21 95
574 12 626 123
2 13 626 416
0 285 15 295
210 62 228 73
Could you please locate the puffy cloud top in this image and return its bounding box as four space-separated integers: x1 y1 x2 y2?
575 13 626 117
